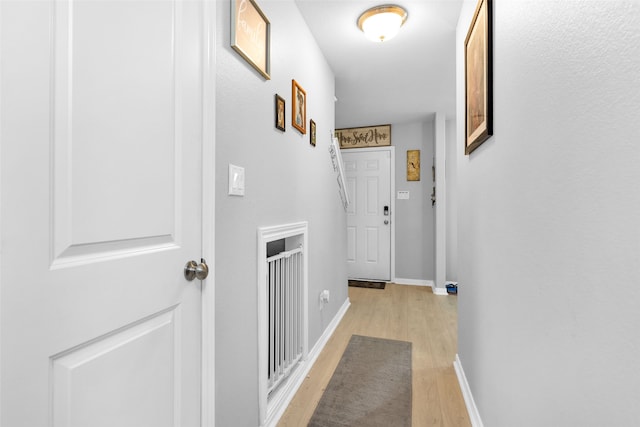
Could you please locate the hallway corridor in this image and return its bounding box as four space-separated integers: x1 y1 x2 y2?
278 284 471 426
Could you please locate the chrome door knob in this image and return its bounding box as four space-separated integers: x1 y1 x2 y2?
184 259 209 281
384 220 389 225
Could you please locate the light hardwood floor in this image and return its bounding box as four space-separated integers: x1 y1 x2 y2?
277 283 471 427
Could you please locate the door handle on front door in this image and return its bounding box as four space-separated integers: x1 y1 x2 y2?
184 259 209 281
384 220 389 225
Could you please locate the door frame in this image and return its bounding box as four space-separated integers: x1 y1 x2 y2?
201 1 217 426
0 1 217 425
343 146 396 282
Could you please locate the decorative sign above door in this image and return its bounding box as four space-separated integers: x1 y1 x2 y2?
335 124 391 149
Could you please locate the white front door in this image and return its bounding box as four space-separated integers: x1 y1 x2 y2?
1 1 207 426
343 149 392 281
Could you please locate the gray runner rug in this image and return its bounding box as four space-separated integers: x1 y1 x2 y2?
308 335 412 427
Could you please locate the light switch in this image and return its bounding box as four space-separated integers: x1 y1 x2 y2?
397 191 410 200
228 164 245 196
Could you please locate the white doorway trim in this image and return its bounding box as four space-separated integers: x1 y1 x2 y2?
343 146 395 282
201 1 217 425
434 113 447 295
0 0 3 415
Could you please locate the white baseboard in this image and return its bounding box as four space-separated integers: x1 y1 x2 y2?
393 278 434 287
454 354 484 427
264 297 351 427
392 278 452 296
433 287 449 296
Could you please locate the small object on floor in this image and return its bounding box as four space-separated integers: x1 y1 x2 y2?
446 283 458 294
348 280 386 290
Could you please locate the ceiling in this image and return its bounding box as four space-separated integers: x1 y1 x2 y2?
295 0 463 128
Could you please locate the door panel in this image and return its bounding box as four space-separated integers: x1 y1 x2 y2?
343 150 391 281
366 227 379 262
51 308 179 427
345 174 357 216
1 1 205 425
67 0 175 244
347 226 357 262
366 176 379 214
52 0 180 267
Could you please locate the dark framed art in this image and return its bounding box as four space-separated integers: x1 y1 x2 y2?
464 0 493 155
231 0 270 79
292 80 306 134
275 94 285 131
310 120 316 146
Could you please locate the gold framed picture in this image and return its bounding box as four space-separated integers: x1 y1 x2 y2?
407 150 420 181
464 0 493 154
231 0 270 79
292 80 306 134
275 94 285 131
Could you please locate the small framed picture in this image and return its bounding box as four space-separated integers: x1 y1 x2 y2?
292 79 306 134
407 149 420 181
275 94 285 131
310 119 316 146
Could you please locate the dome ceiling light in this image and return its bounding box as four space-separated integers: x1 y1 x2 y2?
357 4 408 43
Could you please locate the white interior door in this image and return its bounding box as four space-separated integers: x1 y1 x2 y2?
343 149 392 281
1 1 207 426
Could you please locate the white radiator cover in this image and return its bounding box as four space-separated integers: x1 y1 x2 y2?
257 222 308 426
266 247 304 395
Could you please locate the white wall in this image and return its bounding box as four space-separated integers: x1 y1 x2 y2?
456 1 640 425
215 1 347 425
393 120 435 281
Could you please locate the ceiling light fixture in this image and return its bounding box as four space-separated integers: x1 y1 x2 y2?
357 4 408 43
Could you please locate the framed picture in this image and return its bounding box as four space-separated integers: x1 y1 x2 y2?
464 0 492 155
231 0 270 80
292 80 306 134
310 120 316 146
407 150 420 181
335 124 391 149
275 94 285 131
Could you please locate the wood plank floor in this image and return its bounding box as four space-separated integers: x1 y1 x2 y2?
277 283 471 427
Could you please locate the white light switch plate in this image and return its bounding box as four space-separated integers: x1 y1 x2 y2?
228 164 245 196
397 191 410 200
